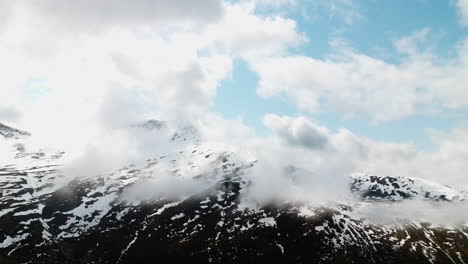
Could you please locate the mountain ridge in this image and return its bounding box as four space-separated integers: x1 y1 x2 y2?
1 121 467 264
0 122 31 139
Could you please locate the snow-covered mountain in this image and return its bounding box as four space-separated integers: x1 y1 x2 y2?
1 121 467 264
351 173 466 201
0 122 30 139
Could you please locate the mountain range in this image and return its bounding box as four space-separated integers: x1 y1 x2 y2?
0 121 467 264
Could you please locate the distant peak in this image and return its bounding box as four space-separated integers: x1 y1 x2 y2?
132 119 166 130
0 122 31 139
350 173 465 201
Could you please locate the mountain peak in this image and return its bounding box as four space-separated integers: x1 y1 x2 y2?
350 173 466 201
132 119 166 130
0 122 31 139
1 123 467 263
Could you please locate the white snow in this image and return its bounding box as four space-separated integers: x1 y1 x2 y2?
171 213 185 220
276 242 284 254
149 202 181 217
0 233 29 248
258 217 276 227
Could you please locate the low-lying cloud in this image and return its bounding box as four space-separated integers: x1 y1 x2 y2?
1 0 468 227
0 106 21 124
263 114 329 150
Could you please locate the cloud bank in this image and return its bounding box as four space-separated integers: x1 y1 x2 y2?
0 0 467 224
251 29 468 123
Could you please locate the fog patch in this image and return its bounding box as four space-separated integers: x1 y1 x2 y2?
352 199 468 226
61 119 190 179
239 135 354 205
122 164 211 202
263 114 329 150
0 106 21 123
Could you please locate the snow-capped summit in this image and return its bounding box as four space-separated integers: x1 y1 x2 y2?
1 121 467 264
351 173 466 201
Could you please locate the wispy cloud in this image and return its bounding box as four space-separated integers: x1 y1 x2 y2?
251 29 468 123
456 0 468 27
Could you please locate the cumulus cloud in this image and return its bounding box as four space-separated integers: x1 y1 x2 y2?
251 0 296 7
0 106 21 123
240 115 367 204
0 1 302 142
17 0 224 34
1 0 467 224
248 115 468 203
198 3 305 59
0 1 311 201
241 137 353 204
250 29 468 123
362 127 468 190
263 114 329 150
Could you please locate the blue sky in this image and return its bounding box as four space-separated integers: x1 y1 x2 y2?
214 0 468 149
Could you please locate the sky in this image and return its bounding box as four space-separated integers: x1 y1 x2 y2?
1 0 468 190
214 0 468 148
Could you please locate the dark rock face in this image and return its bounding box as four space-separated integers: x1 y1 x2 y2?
0 122 30 139
2 157 468 264
1 123 467 264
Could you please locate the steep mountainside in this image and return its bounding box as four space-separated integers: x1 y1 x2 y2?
0 122 31 139
0 122 467 264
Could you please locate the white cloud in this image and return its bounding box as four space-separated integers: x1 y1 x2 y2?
456 0 468 27
2 0 468 205
0 106 21 123
243 115 468 204
19 0 224 34
363 127 468 190
263 114 329 150
184 2 305 60
0 1 300 130
252 54 423 122
241 115 368 203
250 29 468 123
0 0 304 137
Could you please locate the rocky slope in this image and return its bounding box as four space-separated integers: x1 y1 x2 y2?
0 122 467 264
0 122 31 139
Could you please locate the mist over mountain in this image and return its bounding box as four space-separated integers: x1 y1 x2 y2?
2 0 468 263
1 121 467 264
0 122 30 139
